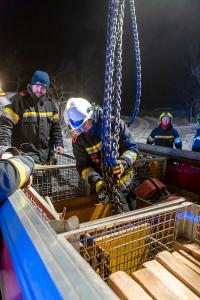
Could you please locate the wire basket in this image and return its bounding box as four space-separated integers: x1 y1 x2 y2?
32 153 85 202
134 153 167 182
62 201 200 282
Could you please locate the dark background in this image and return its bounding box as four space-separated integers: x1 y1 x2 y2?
0 0 200 115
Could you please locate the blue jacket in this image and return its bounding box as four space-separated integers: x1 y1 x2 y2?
147 125 182 149
192 128 200 152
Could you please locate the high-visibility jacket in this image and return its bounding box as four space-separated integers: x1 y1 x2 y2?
147 125 182 149
192 128 200 152
72 114 138 193
0 155 34 203
0 85 63 164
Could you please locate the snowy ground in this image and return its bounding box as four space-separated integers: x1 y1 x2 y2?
62 116 196 153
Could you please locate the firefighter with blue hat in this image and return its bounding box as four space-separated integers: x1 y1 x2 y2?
0 70 64 165
147 112 182 149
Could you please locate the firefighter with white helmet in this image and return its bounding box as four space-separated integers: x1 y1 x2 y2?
147 112 182 149
64 97 138 212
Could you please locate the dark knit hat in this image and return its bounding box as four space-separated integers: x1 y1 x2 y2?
31 70 50 88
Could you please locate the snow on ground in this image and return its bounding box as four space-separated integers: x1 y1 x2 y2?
62 116 197 153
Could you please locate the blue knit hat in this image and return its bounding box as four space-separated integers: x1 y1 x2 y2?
31 70 50 88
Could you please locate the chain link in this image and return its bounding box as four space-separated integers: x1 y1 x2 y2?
129 0 142 125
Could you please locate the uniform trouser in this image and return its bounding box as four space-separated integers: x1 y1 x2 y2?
116 169 136 212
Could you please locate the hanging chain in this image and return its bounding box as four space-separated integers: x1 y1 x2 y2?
102 0 125 214
129 0 142 125
102 0 141 213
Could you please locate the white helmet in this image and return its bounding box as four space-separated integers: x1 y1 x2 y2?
64 98 93 135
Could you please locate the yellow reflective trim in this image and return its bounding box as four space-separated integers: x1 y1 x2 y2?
85 142 102 152
23 112 53 117
82 167 95 180
3 107 20 123
52 113 59 119
123 150 137 161
9 159 27 187
154 135 174 139
95 180 104 193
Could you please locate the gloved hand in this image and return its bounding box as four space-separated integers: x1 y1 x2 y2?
95 180 109 203
112 160 126 179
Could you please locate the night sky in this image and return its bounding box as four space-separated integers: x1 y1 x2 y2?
0 0 200 115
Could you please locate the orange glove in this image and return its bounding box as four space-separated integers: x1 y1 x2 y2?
112 160 125 179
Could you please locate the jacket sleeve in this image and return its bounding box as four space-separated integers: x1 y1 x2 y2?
173 128 182 149
50 103 64 148
147 129 156 144
118 120 138 169
73 140 102 192
0 155 34 203
0 95 22 146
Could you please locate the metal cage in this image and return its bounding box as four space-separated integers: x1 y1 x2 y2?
32 154 85 202
32 153 167 203
60 200 200 282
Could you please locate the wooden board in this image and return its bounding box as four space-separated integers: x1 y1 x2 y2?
178 249 200 268
156 250 200 296
132 268 180 300
108 271 152 300
95 224 150 275
143 259 199 300
173 241 200 261
172 251 200 275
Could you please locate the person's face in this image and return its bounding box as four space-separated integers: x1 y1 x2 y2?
161 116 170 127
31 84 47 98
78 119 93 134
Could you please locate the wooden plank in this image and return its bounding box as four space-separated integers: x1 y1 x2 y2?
143 259 199 300
173 241 200 261
132 268 180 300
108 271 152 300
156 250 200 296
178 249 200 268
172 251 200 275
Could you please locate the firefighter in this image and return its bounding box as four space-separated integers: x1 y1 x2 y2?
0 147 34 203
147 112 182 149
0 70 64 165
192 114 200 152
64 98 138 212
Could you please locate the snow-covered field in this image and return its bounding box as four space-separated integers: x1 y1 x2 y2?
62 116 196 153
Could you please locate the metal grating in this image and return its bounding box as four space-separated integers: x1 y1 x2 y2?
134 153 167 182
32 154 85 202
65 208 178 282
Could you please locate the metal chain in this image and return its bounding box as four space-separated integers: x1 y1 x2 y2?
129 0 142 125
102 0 125 214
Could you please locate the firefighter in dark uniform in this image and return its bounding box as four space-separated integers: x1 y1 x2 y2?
0 147 34 203
147 112 182 149
192 114 200 152
64 98 138 212
0 70 64 165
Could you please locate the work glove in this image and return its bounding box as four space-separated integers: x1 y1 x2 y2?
95 180 109 203
112 159 128 179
